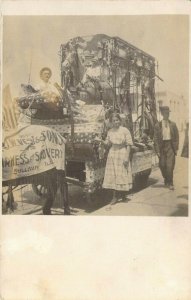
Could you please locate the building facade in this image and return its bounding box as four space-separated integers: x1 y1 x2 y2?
156 90 188 132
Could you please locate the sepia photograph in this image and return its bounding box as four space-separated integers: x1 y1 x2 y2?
2 15 189 216
1 2 191 300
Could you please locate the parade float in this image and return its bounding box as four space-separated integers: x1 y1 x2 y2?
15 34 158 203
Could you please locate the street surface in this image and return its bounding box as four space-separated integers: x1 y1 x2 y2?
4 156 188 217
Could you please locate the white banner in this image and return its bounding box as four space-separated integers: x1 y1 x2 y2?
2 125 66 181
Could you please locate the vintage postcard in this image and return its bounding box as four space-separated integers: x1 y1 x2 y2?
1 1 191 300
2 14 189 216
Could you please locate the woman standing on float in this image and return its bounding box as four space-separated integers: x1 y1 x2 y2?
97 113 133 204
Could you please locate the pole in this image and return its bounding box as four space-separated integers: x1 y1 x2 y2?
141 83 145 134
114 65 116 110
28 49 33 84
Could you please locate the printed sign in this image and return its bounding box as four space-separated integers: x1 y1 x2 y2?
2 125 66 181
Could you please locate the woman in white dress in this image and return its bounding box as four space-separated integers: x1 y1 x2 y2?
98 113 133 204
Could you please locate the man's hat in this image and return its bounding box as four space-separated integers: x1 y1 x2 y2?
40 67 52 77
160 106 170 112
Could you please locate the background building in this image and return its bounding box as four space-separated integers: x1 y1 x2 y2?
156 90 188 132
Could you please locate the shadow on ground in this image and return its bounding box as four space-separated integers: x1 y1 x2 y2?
150 183 167 189
18 186 113 214
170 203 188 217
177 194 188 201
10 175 160 215
68 188 113 213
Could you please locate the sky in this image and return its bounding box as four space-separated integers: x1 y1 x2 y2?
3 15 189 103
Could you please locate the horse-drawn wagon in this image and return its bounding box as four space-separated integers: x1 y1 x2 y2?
3 34 158 210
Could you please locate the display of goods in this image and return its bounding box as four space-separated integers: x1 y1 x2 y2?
60 34 156 107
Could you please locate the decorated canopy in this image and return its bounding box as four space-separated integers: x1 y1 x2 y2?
60 34 157 138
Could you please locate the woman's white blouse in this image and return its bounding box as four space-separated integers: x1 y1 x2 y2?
106 126 133 146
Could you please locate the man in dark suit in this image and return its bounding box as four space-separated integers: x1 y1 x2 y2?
154 106 179 190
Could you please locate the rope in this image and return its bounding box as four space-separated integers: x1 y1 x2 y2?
13 185 28 193
2 185 28 194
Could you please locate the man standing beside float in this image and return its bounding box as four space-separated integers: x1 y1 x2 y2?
154 106 179 190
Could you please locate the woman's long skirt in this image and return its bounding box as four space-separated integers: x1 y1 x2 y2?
103 147 132 191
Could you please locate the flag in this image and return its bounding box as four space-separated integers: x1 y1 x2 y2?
3 85 19 130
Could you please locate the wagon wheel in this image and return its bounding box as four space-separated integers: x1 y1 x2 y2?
32 184 48 198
